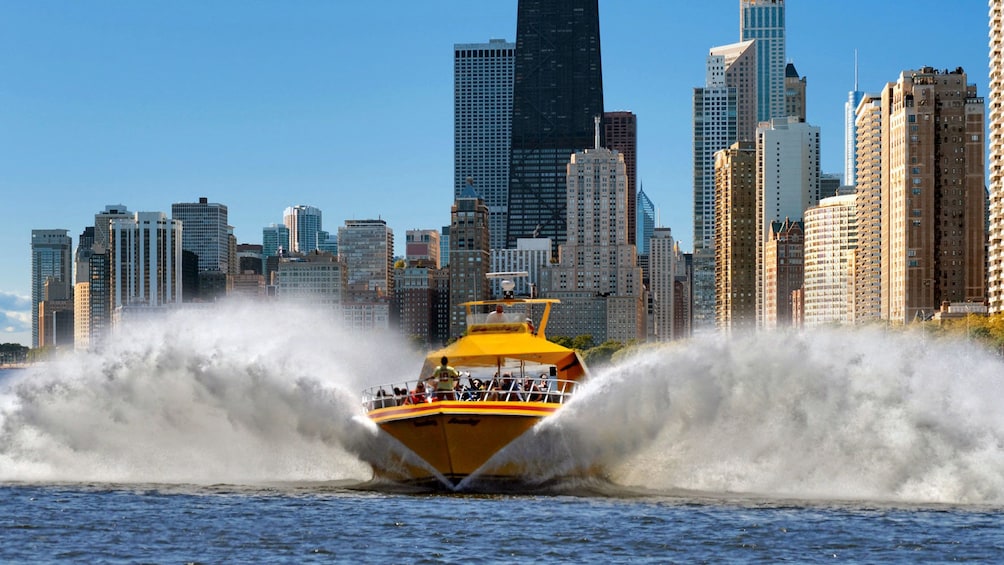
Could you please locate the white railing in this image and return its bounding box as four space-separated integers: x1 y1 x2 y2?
362 376 580 411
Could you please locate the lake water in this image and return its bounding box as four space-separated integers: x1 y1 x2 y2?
2 305 1003 561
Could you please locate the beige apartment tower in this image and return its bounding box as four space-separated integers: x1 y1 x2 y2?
852 93 883 323
714 141 758 332
881 68 986 323
989 0 1004 314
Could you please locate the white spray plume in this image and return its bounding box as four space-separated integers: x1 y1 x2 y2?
0 301 423 485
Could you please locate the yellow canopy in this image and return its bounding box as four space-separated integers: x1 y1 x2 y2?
427 332 583 374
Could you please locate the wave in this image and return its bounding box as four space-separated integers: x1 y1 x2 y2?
4 305 1003 505
506 327 1004 505
0 301 421 485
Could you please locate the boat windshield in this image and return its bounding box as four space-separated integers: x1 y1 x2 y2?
467 310 524 326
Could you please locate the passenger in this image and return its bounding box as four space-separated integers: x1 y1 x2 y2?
501 373 523 402
432 356 460 401
406 382 428 405
469 378 484 401
525 318 536 335
374 388 391 409
485 304 506 323
486 374 501 401
459 377 480 401
525 379 544 402
393 387 407 406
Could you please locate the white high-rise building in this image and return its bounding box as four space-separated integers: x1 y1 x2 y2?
109 212 183 317
649 227 676 341
490 238 552 298
740 0 786 122
454 39 514 251
989 0 1004 314
756 117 821 323
692 39 757 330
283 205 324 253
804 195 858 327
171 197 230 273
542 121 645 343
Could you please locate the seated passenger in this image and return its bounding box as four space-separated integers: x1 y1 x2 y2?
374 388 392 409
501 373 523 402
406 382 428 405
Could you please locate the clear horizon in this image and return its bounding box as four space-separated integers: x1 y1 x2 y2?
0 0 989 345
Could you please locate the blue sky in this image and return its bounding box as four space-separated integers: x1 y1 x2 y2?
0 0 989 345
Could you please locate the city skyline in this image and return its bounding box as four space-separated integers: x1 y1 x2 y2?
0 0 989 345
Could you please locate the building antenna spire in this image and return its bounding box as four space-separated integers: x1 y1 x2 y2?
854 49 859 91
594 115 601 150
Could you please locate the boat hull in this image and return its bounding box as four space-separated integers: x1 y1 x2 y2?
368 400 558 489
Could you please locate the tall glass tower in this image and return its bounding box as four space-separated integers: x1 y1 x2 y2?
171 197 230 273
454 39 514 252
31 229 73 348
507 0 605 253
283 205 323 253
740 0 786 122
845 54 864 186
636 185 656 256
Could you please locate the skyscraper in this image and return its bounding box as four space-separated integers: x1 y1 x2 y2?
804 195 857 327
454 38 514 252
880 67 985 323
649 227 676 341
449 183 491 338
507 0 605 253
604 111 637 246
283 205 323 253
337 219 394 296
763 218 804 328
852 93 883 323
636 185 656 256
542 122 645 343
740 0 786 122
714 142 758 332
692 39 757 329
989 0 1004 314
31 229 73 348
845 54 865 186
109 212 183 314
171 197 230 273
784 62 806 122
756 117 821 324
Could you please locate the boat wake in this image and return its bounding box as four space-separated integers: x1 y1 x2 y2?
3 305 1003 505
0 302 419 485
490 327 1004 505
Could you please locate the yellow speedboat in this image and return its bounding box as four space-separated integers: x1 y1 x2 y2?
361 296 588 491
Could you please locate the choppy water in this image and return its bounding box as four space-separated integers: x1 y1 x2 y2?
2 303 1004 560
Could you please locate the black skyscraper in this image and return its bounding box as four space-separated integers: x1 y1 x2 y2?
506 0 604 252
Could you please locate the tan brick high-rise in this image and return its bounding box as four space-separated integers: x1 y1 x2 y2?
880 68 985 323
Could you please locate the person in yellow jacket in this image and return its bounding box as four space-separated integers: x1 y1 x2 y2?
432 356 460 401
